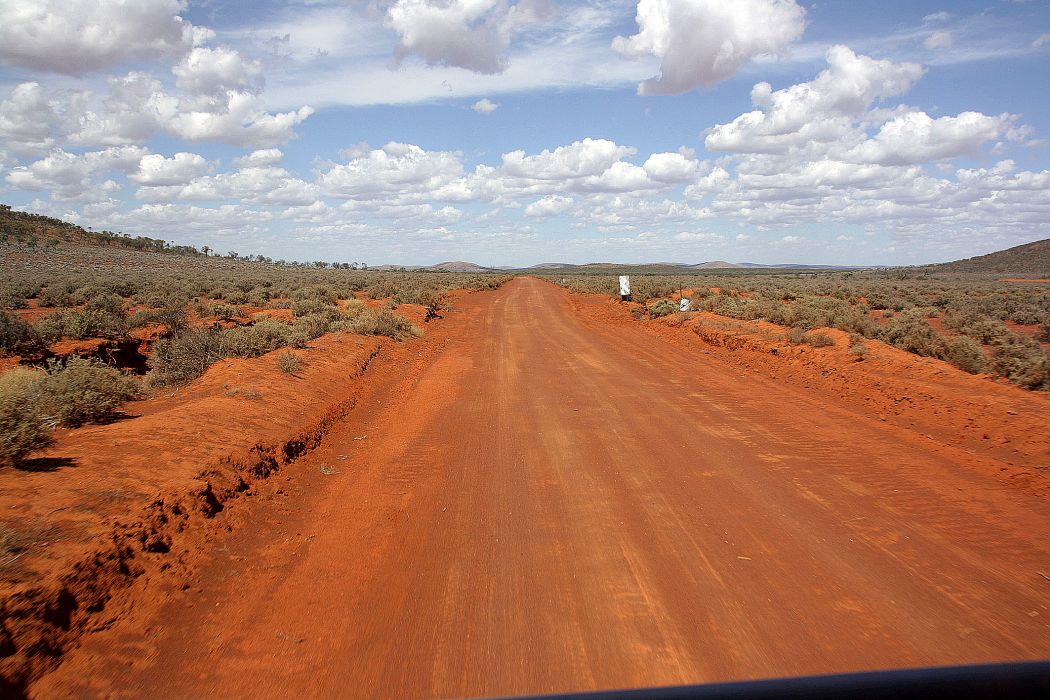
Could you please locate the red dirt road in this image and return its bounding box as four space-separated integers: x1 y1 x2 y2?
36 278 1050 698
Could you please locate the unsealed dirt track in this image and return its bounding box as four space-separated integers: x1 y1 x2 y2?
35 278 1050 698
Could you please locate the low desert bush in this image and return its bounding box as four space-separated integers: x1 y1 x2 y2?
147 329 226 387
277 350 301 375
83 293 125 316
940 335 986 374
804 332 835 348
336 307 419 339
786 327 807 345
38 284 74 308
942 310 1009 345
38 308 126 341
0 368 51 466
290 298 333 318
209 303 240 321
648 299 679 318
879 310 990 375
32 312 66 345
0 311 37 354
0 293 27 310
847 332 868 360
990 336 1049 390
223 319 293 357
878 310 943 358
37 358 141 427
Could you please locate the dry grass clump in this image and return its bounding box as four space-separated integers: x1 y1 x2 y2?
276 350 301 375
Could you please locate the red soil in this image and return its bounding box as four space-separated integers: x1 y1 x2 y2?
20 278 1049 699
0 332 385 690
12 301 55 325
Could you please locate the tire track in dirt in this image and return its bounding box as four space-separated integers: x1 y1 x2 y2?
34 278 1050 698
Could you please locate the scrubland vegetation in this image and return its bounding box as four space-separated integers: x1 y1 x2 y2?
549 271 1050 390
0 211 509 465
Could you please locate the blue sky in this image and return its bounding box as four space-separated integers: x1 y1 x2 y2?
0 0 1048 266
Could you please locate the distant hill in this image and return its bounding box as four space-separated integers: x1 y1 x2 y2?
528 263 580 270
928 238 1050 274
0 203 204 256
425 261 494 272
692 261 743 269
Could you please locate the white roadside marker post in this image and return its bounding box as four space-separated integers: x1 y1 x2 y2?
680 297 691 312
619 275 631 302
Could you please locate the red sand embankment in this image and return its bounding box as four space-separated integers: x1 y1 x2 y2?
0 331 385 692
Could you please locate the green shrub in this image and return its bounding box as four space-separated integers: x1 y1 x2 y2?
221 319 292 357
63 309 125 340
83 293 125 316
990 336 1049 390
209 303 240 321
848 341 868 360
37 358 141 427
942 310 1010 345
649 299 678 318
0 292 27 309
941 336 986 374
0 311 37 353
878 310 943 358
147 329 225 387
804 332 835 348
32 312 66 345
38 284 73 308
290 298 334 318
0 368 51 466
336 307 419 339
277 350 301 375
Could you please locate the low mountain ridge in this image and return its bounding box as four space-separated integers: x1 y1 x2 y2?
926 238 1050 274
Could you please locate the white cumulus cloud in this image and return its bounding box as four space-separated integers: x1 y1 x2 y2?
501 138 635 180
129 152 211 186
705 46 925 154
613 0 806 95
643 151 700 182
472 98 500 114
521 195 570 217
385 0 554 74
320 142 464 201
846 111 1022 165
0 0 204 75
5 146 146 198
233 149 284 168
173 47 265 96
